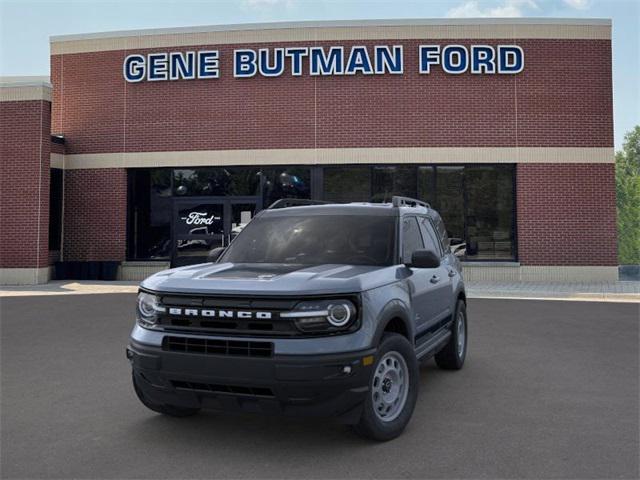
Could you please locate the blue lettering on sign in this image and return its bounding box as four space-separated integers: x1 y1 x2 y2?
258 48 285 77
310 47 344 75
442 45 468 74
470 45 496 74
419 45 440 74
123 54 146 82
498 45 524 74
122 44 524 82
285 47 308 76
375 45 403 74
198 51 219 79
345 46 373 75
234 49 257 77
169 52 196 80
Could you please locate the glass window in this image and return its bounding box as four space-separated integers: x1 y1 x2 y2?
173 167 260 197
464 165 515 260
402 217 424 264
419 217 442 256
371 166 416 203
127 169 172 260
262 167 310 207
221 215 396 266
323 166 371 203
434 166 465 243
48 169 63 251
417 166 435 206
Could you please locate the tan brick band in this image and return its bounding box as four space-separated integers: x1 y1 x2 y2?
50 19 611 55
55 147 613 170
0 85 52 102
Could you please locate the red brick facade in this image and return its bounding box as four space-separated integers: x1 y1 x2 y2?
0 99 50 269
51 39 612 154
62 168 127 261
516 163 617 266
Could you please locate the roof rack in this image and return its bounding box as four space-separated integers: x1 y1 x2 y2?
267 198 333 209
391 196 430 209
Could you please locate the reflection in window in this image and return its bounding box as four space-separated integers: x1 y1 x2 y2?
417 166 435 206
464 166 514 260
261 167 310 207
372 166 416 203
173 167 260 197
323 166 371 203
435 166 465 243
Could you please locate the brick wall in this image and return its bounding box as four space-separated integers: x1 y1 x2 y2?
517 163 617 266
51 39 612 154
0 100 50 269
62 168 127 261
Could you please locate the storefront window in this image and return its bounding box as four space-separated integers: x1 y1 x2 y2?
371 166 416 202
173 167 260 197
434 166 465 243
464 165 515 260
261 167 311 207
323 166 371 203
127 164 516 263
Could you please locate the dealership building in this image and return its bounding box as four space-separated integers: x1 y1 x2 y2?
0 18 617 284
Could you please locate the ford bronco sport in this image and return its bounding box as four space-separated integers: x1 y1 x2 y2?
127 196 467 440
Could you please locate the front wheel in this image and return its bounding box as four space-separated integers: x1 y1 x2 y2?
434 299 467 370
353 333 419 441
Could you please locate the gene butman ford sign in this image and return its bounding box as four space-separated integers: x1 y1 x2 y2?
123 44 524 82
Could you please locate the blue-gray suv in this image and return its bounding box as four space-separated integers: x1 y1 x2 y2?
127 196 468 440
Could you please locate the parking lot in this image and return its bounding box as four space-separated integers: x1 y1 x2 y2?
1 294 638 479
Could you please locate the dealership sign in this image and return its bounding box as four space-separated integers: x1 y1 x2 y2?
123 44 524 82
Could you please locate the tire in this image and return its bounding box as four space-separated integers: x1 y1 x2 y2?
435 299 467 370
132 372 200 418
353 333 419 441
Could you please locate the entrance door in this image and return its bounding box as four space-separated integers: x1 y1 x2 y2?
172 197 260 267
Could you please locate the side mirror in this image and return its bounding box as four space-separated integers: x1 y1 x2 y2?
407 249 441 269
207 247 226 263
449 237 464 246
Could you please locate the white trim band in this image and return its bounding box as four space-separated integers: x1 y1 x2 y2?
50 18 612 55
56 147 614 170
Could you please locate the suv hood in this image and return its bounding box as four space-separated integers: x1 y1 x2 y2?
141 262 401 296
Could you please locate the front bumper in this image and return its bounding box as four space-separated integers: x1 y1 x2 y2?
128 338 376 423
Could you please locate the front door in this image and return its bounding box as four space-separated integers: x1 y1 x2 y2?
172 197 259 267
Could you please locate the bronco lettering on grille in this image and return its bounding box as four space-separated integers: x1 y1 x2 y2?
167 308 272 319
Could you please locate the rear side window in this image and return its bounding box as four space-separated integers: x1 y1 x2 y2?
402 217 424 263
419 217 442 257
435 216 450 249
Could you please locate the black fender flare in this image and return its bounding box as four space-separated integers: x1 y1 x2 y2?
371 299 414 347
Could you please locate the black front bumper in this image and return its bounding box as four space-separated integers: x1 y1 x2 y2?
128 339 376 423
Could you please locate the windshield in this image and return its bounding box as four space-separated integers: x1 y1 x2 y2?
220 214 396 266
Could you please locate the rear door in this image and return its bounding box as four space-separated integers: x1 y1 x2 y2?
402 216 447 340
417 216 454 330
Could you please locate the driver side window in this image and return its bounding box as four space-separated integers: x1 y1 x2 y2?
402 217 424 264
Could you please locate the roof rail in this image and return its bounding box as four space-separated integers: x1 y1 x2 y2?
267 198 333 209
391 196 430 209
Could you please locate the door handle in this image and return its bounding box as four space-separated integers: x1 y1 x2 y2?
448 269 457 277
430 275 440 284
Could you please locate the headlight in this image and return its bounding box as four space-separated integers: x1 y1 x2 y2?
282 299 357 333
136 292 164 328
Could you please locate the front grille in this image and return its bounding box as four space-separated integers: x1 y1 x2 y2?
171 380 274 397
157 295 300 337
163 336 273 357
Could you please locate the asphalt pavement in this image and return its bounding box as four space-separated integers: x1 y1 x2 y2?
1 295 638 479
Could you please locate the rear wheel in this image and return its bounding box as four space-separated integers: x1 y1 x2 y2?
435 299 467 370
353 333 419 441
132 372 200 417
